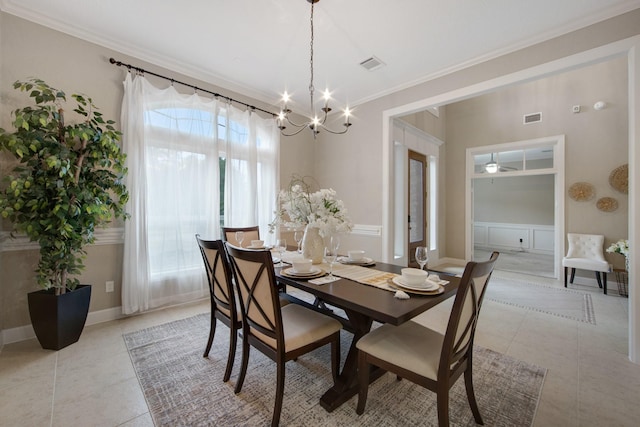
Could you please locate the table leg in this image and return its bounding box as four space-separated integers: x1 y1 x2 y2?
319 308 385 412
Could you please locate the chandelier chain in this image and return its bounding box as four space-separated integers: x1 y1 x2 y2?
309 1 315 113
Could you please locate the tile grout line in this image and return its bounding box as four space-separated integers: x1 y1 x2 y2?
49 352 58 427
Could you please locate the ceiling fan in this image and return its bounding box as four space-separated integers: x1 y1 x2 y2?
483 153 518 173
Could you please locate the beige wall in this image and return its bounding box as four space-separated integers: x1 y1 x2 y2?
446 57 628 264
2 9 640 335
315 9 640 262
474 175 556 225
0 14 314 331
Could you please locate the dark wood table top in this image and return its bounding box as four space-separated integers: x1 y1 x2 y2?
276 261 460 326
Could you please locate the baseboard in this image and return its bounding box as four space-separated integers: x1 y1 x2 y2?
1 305 125 346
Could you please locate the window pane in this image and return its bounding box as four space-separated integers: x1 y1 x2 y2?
409 158 424 243
525 147 554 170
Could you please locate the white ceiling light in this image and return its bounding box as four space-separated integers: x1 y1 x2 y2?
277 0 352 139
485 153 499 174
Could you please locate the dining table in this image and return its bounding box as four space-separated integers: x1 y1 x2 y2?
275 258 461 412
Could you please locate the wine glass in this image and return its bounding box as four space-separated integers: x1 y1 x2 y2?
235 231 245 248
324 236 340 280
294 230 304 254
415 246 429 271
275 238 287 267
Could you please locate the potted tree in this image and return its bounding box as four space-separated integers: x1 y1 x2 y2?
0 78 128 350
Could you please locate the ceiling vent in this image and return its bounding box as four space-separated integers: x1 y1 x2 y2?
523 112 542 124
359 56 385 71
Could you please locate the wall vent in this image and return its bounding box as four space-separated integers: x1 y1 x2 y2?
359 56 385 71
523 112 542 124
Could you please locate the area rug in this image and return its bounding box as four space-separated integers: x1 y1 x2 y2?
486 276 596 324
124 313 546 426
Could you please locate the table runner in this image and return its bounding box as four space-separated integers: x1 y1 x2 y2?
324 263 399 292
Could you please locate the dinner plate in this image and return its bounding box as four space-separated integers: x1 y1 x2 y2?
338 256 375 265
281 267 325 280
392 276 440 292
246 245 266 250
282 267 323 276
391 277 444 295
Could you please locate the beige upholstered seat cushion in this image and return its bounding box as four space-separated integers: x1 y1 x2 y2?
280 304 342 352
357 321 443 381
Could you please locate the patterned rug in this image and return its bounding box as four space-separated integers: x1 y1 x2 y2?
124 313 546 426
485 276 596 324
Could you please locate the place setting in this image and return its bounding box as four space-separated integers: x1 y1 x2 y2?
389 267 449 295
280 257 326 280
387 247 449 297
337 249 375 266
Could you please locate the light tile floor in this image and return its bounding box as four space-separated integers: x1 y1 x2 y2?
0 270 638 426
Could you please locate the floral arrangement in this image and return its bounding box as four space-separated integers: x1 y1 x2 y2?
606 239 629 257
269 175 353 237
607 239 630 271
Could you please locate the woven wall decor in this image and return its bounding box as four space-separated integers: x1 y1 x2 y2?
596 197 618 212
568 182 595 201
609 163 628 194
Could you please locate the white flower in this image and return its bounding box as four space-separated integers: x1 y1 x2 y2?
269 175 353 237
606 239 629 257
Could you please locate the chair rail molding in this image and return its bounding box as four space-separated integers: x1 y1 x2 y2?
0 227 125 252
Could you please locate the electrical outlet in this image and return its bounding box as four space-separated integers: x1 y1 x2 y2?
106 280 115 293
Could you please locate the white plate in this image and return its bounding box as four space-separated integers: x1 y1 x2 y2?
246 245 266 250
392 276 440 292
282 267 322 277
338 256 374 265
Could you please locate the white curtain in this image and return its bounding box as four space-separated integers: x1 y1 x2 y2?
121 73 279 314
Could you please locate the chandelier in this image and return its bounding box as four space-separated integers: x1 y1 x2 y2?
277 0 352 138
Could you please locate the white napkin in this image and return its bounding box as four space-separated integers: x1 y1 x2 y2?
309 276 340 285
394 290 410 299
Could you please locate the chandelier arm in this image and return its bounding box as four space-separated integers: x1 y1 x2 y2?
285 115 310 129
319 124 352 135
281 125 313 137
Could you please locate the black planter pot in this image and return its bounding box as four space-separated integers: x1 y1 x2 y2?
28 284 92 350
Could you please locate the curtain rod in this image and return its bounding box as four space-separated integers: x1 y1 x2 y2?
109 57 277 118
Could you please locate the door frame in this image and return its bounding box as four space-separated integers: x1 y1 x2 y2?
466 136 565 279
381 36 640 363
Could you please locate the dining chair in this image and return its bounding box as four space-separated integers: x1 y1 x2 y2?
562 233 610 294
356 251 499 427
221 226 260 248
195 235 242 382
225 244 342 427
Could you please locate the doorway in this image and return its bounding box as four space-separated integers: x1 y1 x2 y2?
467 137 564 279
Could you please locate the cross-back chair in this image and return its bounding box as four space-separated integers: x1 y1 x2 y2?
356 251 499 427
195 235 241 382
225 244 342 427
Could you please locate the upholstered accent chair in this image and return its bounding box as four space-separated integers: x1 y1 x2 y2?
562 233 610 294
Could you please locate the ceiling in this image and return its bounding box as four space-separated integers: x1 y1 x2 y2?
2 0 639 115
